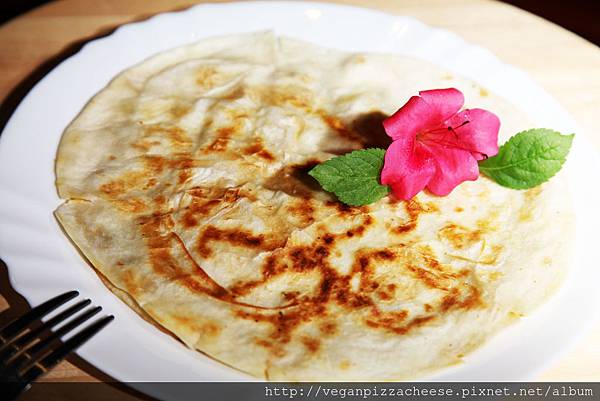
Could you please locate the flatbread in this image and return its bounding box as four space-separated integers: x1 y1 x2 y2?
54 32 574 380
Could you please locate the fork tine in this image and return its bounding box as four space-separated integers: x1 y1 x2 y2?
19 315 114 382
0 299 91 359
0 291 79 341
10 306 103 370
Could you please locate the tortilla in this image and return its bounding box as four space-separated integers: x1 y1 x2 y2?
54 32 574 380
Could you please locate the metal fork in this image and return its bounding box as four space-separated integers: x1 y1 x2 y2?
0 290 113 400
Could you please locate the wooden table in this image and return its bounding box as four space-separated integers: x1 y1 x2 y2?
1 0 599 396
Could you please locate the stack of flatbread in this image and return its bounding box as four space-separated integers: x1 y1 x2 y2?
54 32 573 380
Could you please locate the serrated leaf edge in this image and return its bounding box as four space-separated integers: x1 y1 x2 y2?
478 129 574 189
308 148 390 205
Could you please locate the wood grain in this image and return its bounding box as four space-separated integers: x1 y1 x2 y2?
1 0 599 393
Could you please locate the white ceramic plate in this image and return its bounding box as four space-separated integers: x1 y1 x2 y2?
1 0 599 393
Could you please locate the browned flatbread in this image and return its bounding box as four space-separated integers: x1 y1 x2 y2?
54 32 574 380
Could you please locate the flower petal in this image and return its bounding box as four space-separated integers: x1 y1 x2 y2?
419 88 465 122
426 146 479 196
381 136 436 200
383 96 441 141
445 108 500 160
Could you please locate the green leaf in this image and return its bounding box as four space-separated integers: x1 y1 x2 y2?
308 148 390 206
478 128 574 189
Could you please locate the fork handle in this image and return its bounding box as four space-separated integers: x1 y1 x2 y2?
2 380 29 401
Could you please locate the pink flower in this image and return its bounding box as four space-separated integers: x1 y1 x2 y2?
381 88 500 200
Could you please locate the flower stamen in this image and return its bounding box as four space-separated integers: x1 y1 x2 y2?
381 88 499 200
